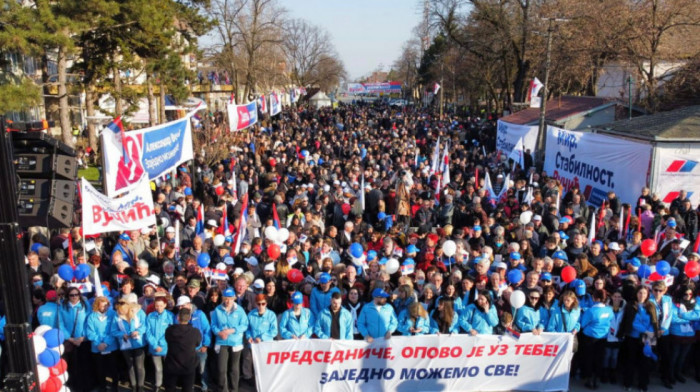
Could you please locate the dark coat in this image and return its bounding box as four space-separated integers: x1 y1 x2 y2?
164 323 201 374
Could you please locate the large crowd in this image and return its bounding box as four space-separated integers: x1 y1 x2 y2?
5 101 700 392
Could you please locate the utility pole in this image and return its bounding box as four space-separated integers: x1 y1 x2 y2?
628 75 633 120
440 61 445 119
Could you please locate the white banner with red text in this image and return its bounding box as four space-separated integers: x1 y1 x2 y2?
81 176 156 235
543 126 651 206
252 333 573 392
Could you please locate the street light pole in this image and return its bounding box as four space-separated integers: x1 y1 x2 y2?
628 75 633 120
440 61 444 119
536 18 566 168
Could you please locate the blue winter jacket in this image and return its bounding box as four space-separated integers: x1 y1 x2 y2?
650 295 673 336
581 303 614 339
539 300 558 331
314 308 353 340
145 310 174 356
58 301 90 339
669 301 700 337
397 310 430 336
358 303 398 338
37 302 59 328
279 307 314 339
459 304 498 334
310 286 340 316
514 305 542 332
110 309 147 350
429 309 459 334
247 309 278 342
546 305 581 333
629 306 655 338
189 308 211 349
210 303 248 348
85 309 119 353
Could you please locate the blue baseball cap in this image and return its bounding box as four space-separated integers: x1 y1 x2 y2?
225 236 233 243
223 256 234 265
540 272 552 282
379 257 388 265
510 252 521 260
553 250 568 261
627 257 641 268
572 280 586 296
119 233 131 241
318 272 332 284
291 291 304 305
473 225 482 231
372 288 390 298
30 243 42 253
184 187 192 196
559 231 569 240
406 244 419 254
223 288 235 298
667 220 677 228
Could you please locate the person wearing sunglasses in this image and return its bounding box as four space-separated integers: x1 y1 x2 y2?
668 285 699 385
59 287 92 391
514 289 543 335
649 280 674 388
246 294 278 344
580 289 614 389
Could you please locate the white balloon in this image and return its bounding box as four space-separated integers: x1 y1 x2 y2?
277 228 290 242
510 290 526 309
57 387 69 392
213 234 225 247
385 258 400 274
264 226 278 241
37 365 50 384
53 344 65 355
34 325 52 336
520 211 533 225
33 335 47 356
442 240 457 257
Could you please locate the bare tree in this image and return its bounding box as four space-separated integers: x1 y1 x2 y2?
208 0 247 101
282 18 345 88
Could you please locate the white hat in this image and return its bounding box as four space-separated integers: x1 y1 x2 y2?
609 242 621 251
165 226 175 233
123 293 138 304
323 185 331 192
341 181 347 188
333 180 340 186
253 279 264 289
264 263 275 272
233 267 244 275
176 296 191 307
497 174 504 178
207 219 219 228
216 262 227 270
146 275 161 286
141 227 151 235
533 215 542 221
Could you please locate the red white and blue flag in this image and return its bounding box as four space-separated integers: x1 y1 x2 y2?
233 193 249 255
195 204 205 235
272 203 281 230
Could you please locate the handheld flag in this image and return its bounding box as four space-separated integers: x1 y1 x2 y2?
528 78 544 108
233 193 249 255
508 138 525 169
588 213 596 245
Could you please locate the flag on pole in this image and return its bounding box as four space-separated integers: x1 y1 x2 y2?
484 172 494 199
223 202 231 236
588 213 596 245
474 167 479 189
555 191 560 214
618 206 625 240
508 137 525 169
195 204 205 235
430 136 440 174
272 203 281 230
259 94 267 113
442 150 450 188
528 78 544 108
360 174 365 211
623 208 631 240
523 186 534 205
433 82 440 95
94 262 103 297
233 193 249 255
106 117 129 164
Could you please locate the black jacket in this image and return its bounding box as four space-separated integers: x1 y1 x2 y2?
164 323 201 374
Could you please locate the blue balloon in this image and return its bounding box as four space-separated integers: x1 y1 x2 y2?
57 264 74 282
638 264 652 279
74 263 91 280
43 329 65 348
656 260 671 277
184 187 193 196
302 150 309 158
367 250 377 261
507 269 523 284
377 212 386 220
38 348 60 367
318 158 324 165
349 243 364 258
384 216 393 230
379 257 388 265
197 253 211 268
670 267 680 277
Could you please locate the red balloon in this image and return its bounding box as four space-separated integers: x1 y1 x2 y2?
287 268 303 284
267 244 281 260
49 359 67 377
561 266 577 284
640 239 657 257
648 271 662 281
685 260 700 279
215 186 224 196
41 376 62 392
269 158 277 167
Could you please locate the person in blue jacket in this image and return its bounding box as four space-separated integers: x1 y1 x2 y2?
59 286 92 391
579 290 614 389
111 299 147 392
85 296 119 391
460 290 499 335
546 290 581 333
210 287 248 392
649 280 674 388
514 290 543 334
315 292 353 340
280 292 314 339
668 285 699 384
618 285 658 392
571 279 593 312
429 297 459 334
175 295 212 392
358 288 398 341
247 293 278 343
398 301 430 336
36 290 59 328
145 296 174 391
112 233 135 266
309 273 340 316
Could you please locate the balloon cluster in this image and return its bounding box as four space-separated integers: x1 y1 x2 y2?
57 264 91 282
33 326 68 392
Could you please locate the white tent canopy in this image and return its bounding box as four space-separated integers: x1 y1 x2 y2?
309 91 331 109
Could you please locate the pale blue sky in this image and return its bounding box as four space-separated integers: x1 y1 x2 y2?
280 0 423 80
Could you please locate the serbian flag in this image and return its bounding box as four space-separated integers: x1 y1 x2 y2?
528 78 544 108
272 203 281 229
222 202 231 236
259 94 267 113
106 117 129 165
195 204 205 235
233 193 249 255
433 82 440 95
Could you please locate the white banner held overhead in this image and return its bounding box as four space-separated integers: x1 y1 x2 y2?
81 176 156 235
653 144 700 206
543 126 652 206
496 120 538 157
252 333 573 392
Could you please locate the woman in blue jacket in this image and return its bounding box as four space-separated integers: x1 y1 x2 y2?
111 299 147 392
668 285 699 384
398 302 430 336
460 290 499 335
145 297 174 391
247 293 278 343
279 292 314 339
59 286 92 391
618 285 658 392
210 288 248 392
579 290 614 389
429 297 459 334
546 290 581 333
514 290 543 334
85 296 118 391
